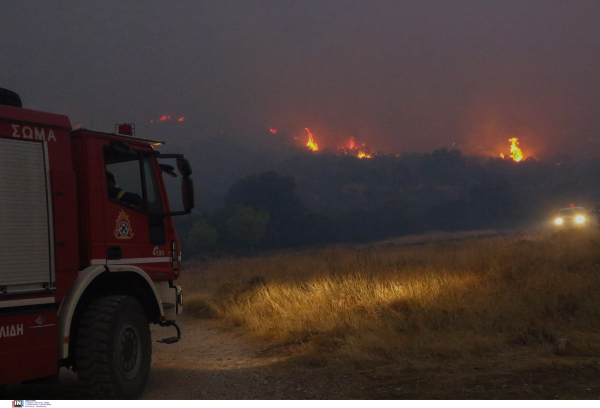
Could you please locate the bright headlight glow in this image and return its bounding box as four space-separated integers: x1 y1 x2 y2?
575 215 585 223
555 218 563 225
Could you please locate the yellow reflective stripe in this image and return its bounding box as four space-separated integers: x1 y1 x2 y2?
117 190 126 200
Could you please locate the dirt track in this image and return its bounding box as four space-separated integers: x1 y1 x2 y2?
5 300 600 399
4 314 361 400
143 315 358 399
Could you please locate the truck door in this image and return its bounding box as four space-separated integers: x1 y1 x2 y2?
101 143 170 277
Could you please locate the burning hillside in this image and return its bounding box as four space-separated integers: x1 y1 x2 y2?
274 125 532 162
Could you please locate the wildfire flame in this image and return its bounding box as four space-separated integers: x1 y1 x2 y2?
305 128 319 152
338 137 374 159
508 138 524 162
151 115 187 123
347 137 355 149
273 127 382 158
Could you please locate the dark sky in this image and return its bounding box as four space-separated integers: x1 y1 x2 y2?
2 1 599 159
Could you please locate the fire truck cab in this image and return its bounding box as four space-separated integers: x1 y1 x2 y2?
0 88 193 398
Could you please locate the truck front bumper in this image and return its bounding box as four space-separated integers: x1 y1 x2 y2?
156 281 183 322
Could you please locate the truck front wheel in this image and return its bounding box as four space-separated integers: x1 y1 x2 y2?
75 295 152 399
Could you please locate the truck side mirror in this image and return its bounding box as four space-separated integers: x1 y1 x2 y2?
153 153 194 216
181 177 194 212
159 163 177 177
108 140 137 158
176 158 192 178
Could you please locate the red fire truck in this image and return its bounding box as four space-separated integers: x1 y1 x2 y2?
0 88 193 398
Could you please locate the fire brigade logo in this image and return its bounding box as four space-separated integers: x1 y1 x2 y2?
114 209 134 239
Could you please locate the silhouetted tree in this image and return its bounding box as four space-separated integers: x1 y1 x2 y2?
186 217 218 252
223 204 270 248
224 171 306 248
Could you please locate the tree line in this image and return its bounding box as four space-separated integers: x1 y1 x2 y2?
175 148 600 257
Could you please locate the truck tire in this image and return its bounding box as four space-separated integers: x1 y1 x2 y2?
0 88 22 108
75 295 152 399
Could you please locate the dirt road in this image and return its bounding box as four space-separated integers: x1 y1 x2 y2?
5 312 600 399
143 315 358 399
4 314 360 400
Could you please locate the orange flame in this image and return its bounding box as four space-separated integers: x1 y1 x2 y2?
151 115 186 123
347 137 355 149
508 138 524 162
338 137 374 158
305 128 319 152
270 127 277 134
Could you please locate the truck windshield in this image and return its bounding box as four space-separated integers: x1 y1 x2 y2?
559 208 582 217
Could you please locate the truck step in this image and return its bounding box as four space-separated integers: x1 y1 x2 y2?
157 336 180 344
157 321 181 344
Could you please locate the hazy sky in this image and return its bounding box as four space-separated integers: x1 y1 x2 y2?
2 1 599 159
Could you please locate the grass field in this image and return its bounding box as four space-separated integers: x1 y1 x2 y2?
181 228 600 397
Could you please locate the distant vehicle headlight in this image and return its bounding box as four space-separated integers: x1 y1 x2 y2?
555 218 563 225
575 215 585 223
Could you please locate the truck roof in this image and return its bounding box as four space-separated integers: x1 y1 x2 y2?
0 105 164 146
0 104 71 130
71 127 165 146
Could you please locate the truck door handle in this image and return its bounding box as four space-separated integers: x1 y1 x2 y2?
107 246 122 260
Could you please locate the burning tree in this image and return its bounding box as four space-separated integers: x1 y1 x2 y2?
508 138 524 162
305 128 319 152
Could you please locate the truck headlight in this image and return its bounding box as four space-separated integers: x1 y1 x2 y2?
575 215 585 223
555 218 563 225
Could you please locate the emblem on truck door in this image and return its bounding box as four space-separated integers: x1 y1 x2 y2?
114 209 134 239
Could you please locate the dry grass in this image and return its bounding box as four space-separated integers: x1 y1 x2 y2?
181 229 600 367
